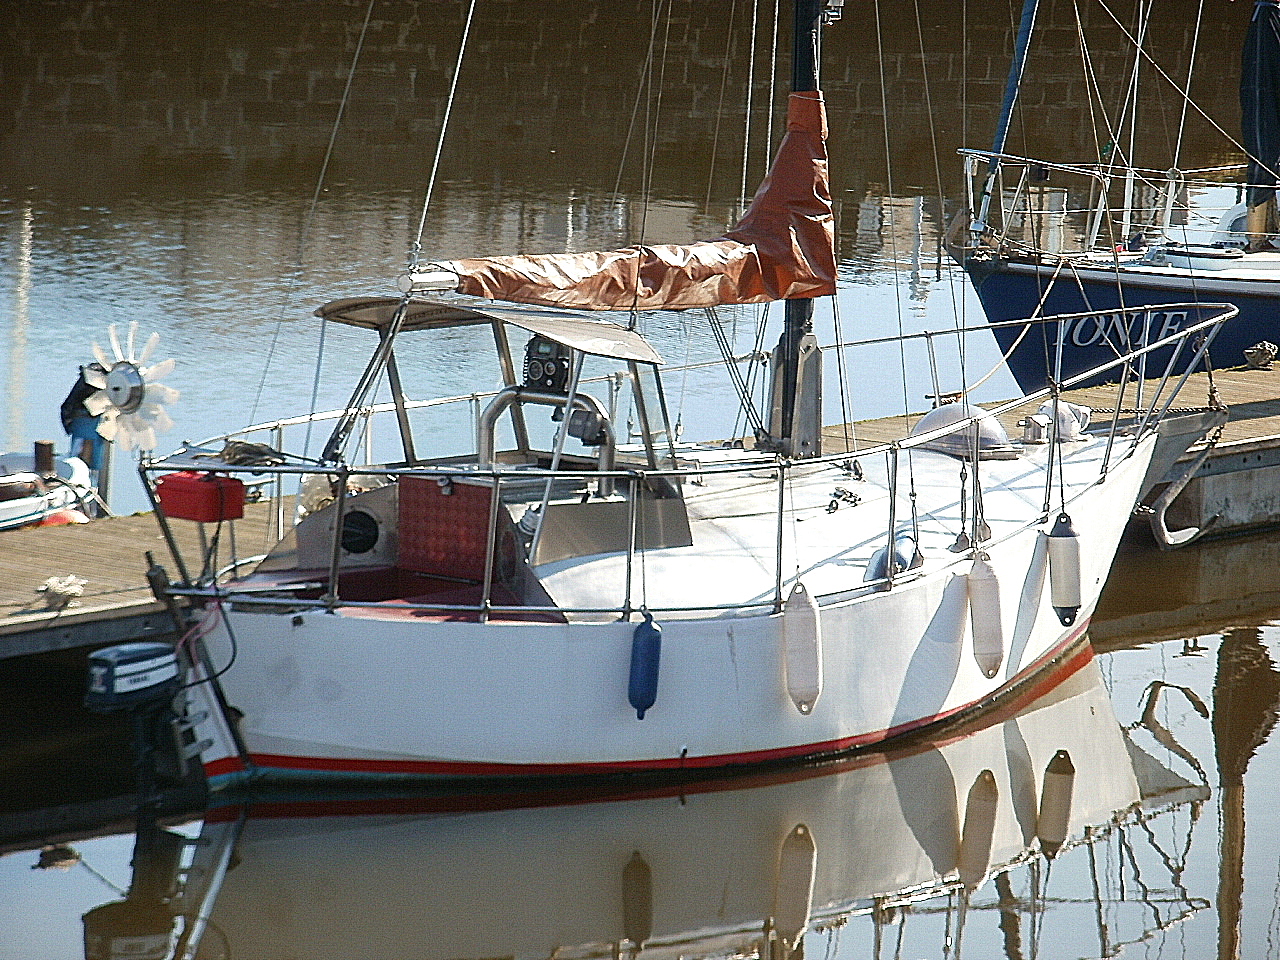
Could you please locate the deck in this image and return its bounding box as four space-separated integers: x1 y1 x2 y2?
828 365 1280 450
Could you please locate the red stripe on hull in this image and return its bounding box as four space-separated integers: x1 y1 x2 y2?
205 620 1093 784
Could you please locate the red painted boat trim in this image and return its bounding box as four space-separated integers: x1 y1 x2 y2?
205 619 1093 784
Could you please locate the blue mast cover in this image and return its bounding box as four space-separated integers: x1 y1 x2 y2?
1242 1 1280 206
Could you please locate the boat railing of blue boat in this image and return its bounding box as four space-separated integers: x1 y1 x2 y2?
957 149 1254 261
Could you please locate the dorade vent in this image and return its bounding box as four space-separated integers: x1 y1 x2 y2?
909 403 1017 460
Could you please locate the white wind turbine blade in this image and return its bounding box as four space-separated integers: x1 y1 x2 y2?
142 357 175 381
95 415 120 442
93 342 112 369
138 331 160 366
144 383 180 406
83 393 112 417
108 324 126 362
83 366 108 389
135 402 174 436
127 423 156 451
125 321 139 362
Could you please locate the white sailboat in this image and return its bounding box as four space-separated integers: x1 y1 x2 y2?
129 1 1231 789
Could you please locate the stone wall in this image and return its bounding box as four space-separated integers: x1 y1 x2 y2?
0 0 1246 193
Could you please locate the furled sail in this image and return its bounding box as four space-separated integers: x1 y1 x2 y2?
1242 1 1280 213
444 91 837 311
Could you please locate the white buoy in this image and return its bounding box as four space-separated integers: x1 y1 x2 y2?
773 823 817 950
968 556 1004 678
1045 512 1082 626
782 581 823 714
957 769 999 890
1037 749 1076 858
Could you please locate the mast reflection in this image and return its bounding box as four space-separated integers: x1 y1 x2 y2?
1212 627 1280 960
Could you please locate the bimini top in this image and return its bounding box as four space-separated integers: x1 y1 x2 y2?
315 296 664 365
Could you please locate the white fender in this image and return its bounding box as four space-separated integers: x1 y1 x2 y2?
957 769 999 890
773 823 817 949
1045 512 1082 626
1037 749 1076 858
782 581 823 714
968 556 1004 678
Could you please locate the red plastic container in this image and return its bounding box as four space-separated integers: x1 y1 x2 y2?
156 471 246 522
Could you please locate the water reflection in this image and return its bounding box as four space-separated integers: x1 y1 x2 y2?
63 661 1210 960
1212 628 1280 960
1092 532 1280 650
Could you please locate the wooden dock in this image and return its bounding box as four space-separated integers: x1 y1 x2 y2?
4 362 1280 660
0 499 284 659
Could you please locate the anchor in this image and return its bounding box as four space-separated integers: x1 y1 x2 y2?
1143 440 1219 550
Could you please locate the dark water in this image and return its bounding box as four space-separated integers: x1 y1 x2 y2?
3 2 1278 958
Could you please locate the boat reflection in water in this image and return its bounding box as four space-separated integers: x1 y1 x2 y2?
87 657 1211 960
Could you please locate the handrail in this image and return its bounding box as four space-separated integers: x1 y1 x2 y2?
142 302 1234 616
961 149 1248 187
158 303 1235 472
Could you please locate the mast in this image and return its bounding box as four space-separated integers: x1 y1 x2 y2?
765 0 832 458
971 0 1039 236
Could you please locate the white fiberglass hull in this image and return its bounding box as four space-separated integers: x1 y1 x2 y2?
186 435 1155 788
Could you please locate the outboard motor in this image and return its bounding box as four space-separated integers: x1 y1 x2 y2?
85 642 197 803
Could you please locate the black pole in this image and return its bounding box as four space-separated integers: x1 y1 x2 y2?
777 0 823 452
791 0 822 91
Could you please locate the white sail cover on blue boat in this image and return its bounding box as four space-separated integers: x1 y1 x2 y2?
444 92 837 311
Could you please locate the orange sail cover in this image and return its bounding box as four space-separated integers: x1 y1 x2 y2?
447 92 837 311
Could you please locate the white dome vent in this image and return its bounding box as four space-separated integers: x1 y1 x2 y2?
909 402 1017 460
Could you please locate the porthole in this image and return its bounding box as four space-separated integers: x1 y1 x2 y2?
341 510 379 554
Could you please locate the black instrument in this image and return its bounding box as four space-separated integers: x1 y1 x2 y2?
523 335 572 393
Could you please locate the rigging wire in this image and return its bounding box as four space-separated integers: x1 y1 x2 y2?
623 0 674 328
873 0 921 541
410 0 479 266
705 0 740 215
252 0 376 437
708 306 766 436
613 5 662 205
873 1 910 423
731 301 774 443
764 0 780 170
911 0 968 396
830 288 853 452
637 1 673 249
741 0 759 210
1172 0 1206 172
1092 0 1274 181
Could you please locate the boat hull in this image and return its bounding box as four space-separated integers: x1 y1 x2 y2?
966 253 1280 391
184 437 1154 790
0 453 93 531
